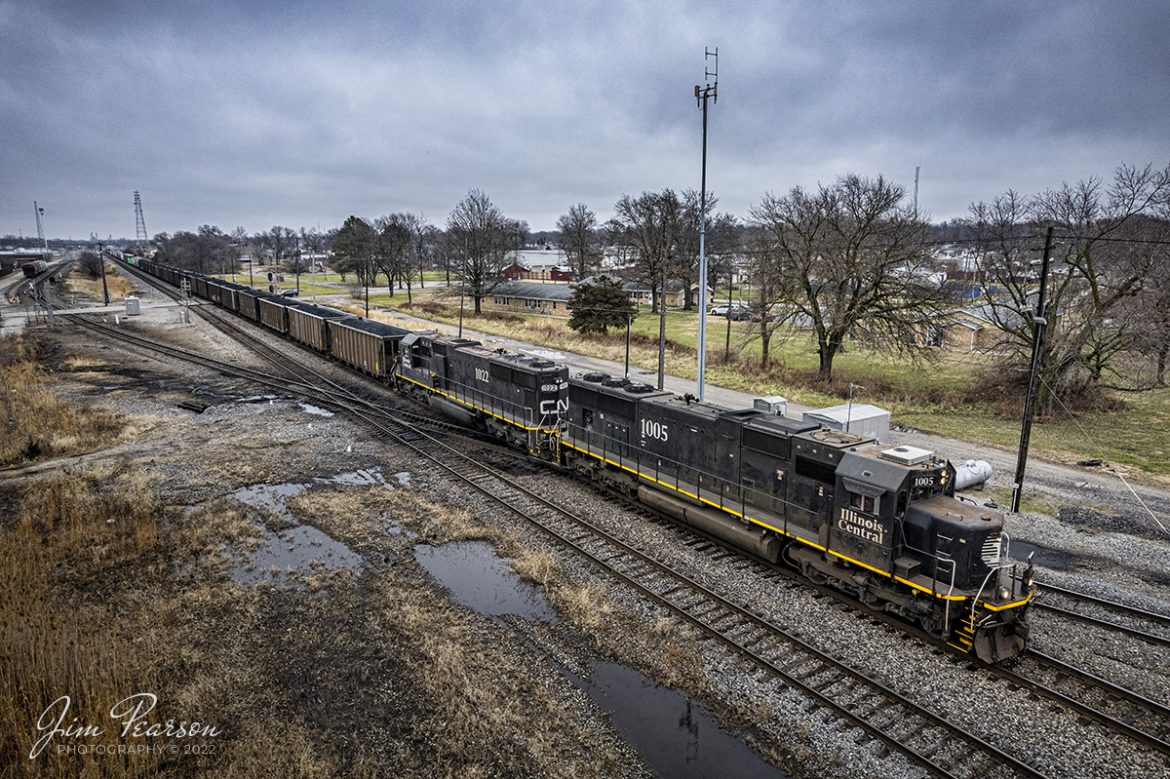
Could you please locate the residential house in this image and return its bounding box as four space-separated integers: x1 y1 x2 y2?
482 280 574 317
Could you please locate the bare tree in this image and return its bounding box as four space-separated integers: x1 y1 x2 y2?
556 202 600 279
411 218 440 289
741 225 791 368
608 190 688 313
373 214 414 302
446 189 518 314
261 226 297 265
970 162 1170 406
750 174 945 383
300 227 324 266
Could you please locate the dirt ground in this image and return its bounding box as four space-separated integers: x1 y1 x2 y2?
1 325 661 779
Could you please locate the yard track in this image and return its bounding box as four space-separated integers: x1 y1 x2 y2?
1032 580 1170 648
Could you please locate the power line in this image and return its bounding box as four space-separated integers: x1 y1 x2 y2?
1036 374 1167 536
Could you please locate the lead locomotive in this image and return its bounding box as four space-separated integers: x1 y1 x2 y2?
559 373 1033 662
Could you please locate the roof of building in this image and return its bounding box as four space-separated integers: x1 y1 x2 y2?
491 280 574 301
804 403 890 424
515 249 568 267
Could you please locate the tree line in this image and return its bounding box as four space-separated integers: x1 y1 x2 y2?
150 160 1170 399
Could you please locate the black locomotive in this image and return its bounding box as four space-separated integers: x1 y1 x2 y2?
560 374 1033 662
396 332 567 455
133 259 1035 662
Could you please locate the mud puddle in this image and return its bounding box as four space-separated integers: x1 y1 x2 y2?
413 541 556 621
233 522 363 584
414 539 785 777
229 468 406 584
580 661 786 779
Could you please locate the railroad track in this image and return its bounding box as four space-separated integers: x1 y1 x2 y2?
1032 580 1170 648
355 406 1051 779
97 259 484 439
998 650 1170 752
593 487 1170 762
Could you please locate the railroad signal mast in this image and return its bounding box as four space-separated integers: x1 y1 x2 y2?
695 46 718 401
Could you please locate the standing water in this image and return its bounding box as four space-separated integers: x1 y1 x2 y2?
414 539 788 778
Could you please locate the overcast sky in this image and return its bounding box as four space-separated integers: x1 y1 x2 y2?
2 0 1168 240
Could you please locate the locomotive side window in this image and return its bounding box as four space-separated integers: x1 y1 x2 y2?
849 492 879 514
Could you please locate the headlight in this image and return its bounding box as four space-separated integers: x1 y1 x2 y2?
997 586 1011 602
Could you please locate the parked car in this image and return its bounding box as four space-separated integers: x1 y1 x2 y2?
709 303 752 320
280 289 300 298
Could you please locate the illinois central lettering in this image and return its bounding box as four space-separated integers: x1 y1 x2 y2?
838 507 885 545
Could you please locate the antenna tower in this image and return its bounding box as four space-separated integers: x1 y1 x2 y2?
913 165 920 217
692 46 718 401
134 191 148 247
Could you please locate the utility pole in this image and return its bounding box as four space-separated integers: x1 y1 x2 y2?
625 311 632 378
846 383 863 433
657 262 668 390
724 267 733 362
1011 226 1054 513
97 243 110 305
913 165 920 218
33 202 47 251
694 46 718 401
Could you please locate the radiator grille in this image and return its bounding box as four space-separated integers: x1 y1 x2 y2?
981 533 1002 566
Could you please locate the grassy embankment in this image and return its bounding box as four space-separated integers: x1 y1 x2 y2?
345 290 1170 477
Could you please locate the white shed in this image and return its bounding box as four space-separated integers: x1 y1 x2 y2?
803 403 891 443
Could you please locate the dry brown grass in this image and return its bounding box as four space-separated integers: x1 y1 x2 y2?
65 263 138 303
385 488 504 544
369 578 629 778
0 336 129 465
508 545 559 589
0 470 164 777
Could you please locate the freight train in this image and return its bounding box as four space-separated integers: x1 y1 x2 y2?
134 259 1035 662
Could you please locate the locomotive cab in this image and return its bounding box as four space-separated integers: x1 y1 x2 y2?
830 444 1033 661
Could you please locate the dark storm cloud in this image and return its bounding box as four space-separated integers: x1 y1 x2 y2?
1 0 1167 238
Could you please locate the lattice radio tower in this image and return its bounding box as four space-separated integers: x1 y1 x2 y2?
133 191 148 247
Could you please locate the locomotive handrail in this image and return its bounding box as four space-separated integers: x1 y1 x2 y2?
566 422 780 519
937 555 957 630
971 561 1016 626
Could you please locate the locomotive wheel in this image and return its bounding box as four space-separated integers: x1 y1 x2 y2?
919 612 943 636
